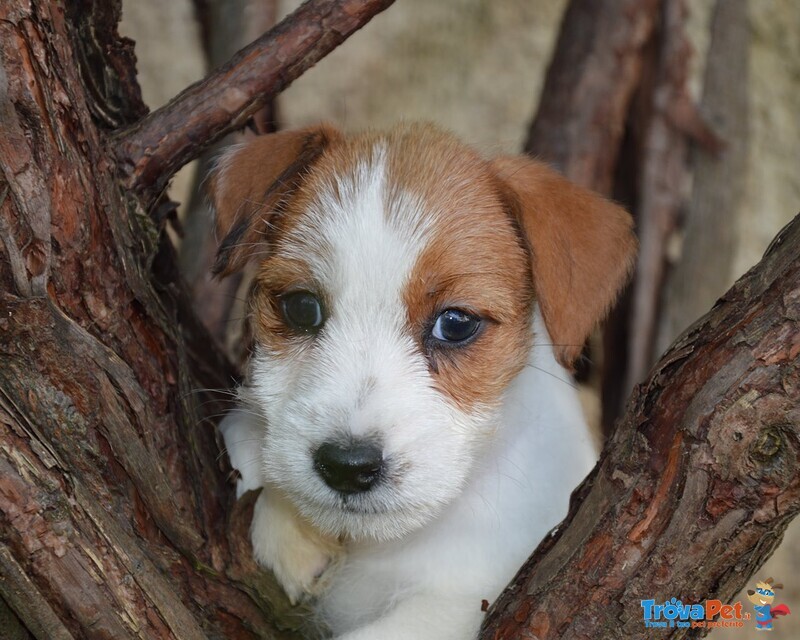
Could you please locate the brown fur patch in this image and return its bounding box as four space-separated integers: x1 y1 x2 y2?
492 156 637 370
208 124 341 276
386 126 536 413
215 123 635 410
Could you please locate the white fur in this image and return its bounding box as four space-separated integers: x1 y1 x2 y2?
219 150 598 639
246 147 492 543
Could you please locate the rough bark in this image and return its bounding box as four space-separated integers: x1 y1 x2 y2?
0 0 392 637
525 0 660 194
116 0 397 204
655 0 749 355
481 210 800 638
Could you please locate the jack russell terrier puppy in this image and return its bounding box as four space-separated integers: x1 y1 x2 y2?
214 123 636 639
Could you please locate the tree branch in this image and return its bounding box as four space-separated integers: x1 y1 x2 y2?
481 212 800 638
115 0 395 202
624 0 696 397
525 0 660 194
655 0 749 356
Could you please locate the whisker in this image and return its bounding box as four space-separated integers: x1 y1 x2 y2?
216 440 265 464
226 457 264 472
524 364 578 389
532 342 586 349
182 386 239 398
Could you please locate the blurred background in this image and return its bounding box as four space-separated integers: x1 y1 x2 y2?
122 1 799 636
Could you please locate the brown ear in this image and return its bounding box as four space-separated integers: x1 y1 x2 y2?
207 124 340 276
492 156 637 370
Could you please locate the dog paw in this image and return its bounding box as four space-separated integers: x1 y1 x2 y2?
251 489 342 604
218 409 264 497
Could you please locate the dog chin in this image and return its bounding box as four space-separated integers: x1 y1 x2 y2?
292 494 441 543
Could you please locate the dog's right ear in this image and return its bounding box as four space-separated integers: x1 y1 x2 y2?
207 125 340 276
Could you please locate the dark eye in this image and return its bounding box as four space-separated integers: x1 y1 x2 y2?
280 291 324 332
430 309 481 344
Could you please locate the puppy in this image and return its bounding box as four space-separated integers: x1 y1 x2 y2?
214 123 636 640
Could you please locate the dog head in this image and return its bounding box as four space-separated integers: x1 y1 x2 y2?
209 123 635 541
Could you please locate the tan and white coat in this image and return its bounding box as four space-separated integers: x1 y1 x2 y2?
215 124 636 639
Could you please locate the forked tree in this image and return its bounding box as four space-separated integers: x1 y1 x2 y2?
0 1 797 639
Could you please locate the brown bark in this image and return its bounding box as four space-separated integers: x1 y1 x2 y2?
655 0 750 355
624 0 724 403
481 211 800 638
525 0 660 194
0 0 392 637
116 0 397 204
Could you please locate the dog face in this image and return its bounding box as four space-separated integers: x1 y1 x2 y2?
210 124 635 542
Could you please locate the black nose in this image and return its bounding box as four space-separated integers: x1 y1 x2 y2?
313 441 383 493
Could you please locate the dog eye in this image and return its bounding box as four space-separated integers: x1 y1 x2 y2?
280 291 324 332
430 309 481 343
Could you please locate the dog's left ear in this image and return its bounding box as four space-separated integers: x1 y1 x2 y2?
492 156 637 370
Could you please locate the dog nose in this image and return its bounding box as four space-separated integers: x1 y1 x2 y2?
313 441 383 493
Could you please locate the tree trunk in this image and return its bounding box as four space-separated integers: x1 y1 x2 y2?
0 0 394 637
